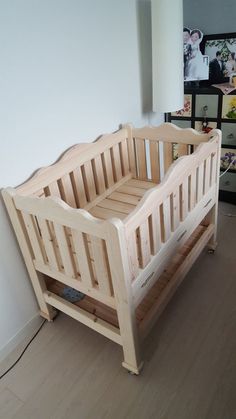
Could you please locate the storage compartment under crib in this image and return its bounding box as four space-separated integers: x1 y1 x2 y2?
43 222 214 340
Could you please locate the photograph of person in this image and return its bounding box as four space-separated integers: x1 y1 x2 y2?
183 28 209 81
209 51 227 83
204 34 236 84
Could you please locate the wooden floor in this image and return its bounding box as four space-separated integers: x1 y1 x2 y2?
1 201 236 419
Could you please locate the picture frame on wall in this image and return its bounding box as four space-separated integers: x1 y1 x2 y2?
201 32 236 84
220 148 236 171
171 95 192 116
222 95 236 119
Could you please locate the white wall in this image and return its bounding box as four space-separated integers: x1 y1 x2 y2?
183 0 235 34
0 0 158 355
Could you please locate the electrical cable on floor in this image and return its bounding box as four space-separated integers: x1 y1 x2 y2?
0 319 47 380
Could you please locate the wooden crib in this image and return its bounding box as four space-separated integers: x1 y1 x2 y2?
2 123 221 374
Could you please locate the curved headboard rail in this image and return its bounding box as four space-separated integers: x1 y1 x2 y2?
130 122 216 145
16 128 128 196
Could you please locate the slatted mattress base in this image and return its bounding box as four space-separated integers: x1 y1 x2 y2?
88 178 157 220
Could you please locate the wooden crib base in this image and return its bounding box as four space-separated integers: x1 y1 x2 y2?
43 223 213 357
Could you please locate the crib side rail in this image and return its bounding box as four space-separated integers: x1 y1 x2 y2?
123 134 221 304
124 123 214 183
16 128 132 208
11 191 117 308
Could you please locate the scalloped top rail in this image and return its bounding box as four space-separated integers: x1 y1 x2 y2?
14 124 221 215
131 123 218 144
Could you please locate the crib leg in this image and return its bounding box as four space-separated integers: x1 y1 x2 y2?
121 330 144 375
202 203 218 252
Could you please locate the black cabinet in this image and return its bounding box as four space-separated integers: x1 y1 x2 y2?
166 86 236 204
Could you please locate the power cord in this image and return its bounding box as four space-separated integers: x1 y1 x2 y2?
0 319 46 380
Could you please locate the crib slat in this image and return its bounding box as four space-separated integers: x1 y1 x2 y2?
161 198 171 242
127 231 140 280
210 152 217 187
108 191 140 206
117 184 146 197
197 162 204 202
135 139 147 180
37 218 59 269
148 208 161 255
92 155 106 195
90 237 113 296
177 143 188 157
149 140 160 183
189 170 196 210
71 167 87 208
82 161 97 203
97 199 134 214
180 178 188 221
137 220 151 268
163 142 173 173
71 230 94 287
45 181 61 198
21 212 45 263
120 140 130 176
54 223 75 277
58 174 77 208
111 143 123 182
170 189 180 232
102 149 115 188
204 155 211 194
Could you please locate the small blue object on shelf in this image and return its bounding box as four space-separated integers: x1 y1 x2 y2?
61 286 85 303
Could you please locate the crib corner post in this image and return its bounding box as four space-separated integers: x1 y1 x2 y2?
1 187 55 321
106 220 143 375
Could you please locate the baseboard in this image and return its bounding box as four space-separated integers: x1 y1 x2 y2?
0 313 42 364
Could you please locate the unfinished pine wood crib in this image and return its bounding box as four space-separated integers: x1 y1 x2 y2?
2 123 221 374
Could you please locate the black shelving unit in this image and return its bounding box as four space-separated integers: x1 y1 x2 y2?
166 85 236 204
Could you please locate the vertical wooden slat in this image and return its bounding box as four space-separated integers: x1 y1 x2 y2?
135 138 147 180
120 140 130 176
127 231 139 281
197 162 204 202
58 174 77 208
111 143 123 182
210 152 217 187
81 161 97 203
189 170 196 210
204 155 211 194
92 155 106 195
44 181 61 198
102 149 115 188
53 223 76 277
161 198 171 242
180 179 188 221
170 189 180 232
70 230 94 288
70 167 87 208
125 124 136 176
37 218 59 269
149 140 160 183
163 142 173 173
21 212 45 263
137 219 151 269
148 208 162 255
90 237 113 296
177 143 188 157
